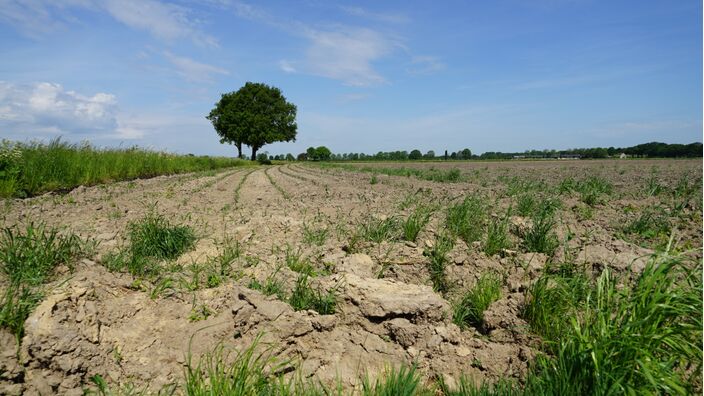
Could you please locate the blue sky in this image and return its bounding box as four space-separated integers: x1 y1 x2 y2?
0 0 701 156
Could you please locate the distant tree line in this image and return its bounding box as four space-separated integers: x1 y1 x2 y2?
263 142 702 162
477 142 702 160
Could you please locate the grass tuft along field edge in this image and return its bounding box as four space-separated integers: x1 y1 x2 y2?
0 139 249 198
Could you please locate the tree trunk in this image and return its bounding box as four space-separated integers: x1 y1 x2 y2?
236 142 243 159
251 146 258 161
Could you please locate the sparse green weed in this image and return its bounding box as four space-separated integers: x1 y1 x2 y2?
288 274 337 314
401 206 432 242
302 223 329 246
358 216 400 243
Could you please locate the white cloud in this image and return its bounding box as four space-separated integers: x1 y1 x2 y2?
0 0 217 46
339 6 409 24
0 81 118 136
279 60 296 73
336 93 370 103
303 27 395 86
103 0 218 47
162 51 229 82
0 0 91 37
407 55 446 75
231 2 397 86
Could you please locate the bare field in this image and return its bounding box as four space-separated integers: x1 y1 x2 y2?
0 159 701 394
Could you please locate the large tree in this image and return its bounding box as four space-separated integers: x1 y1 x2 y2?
207 82 297 161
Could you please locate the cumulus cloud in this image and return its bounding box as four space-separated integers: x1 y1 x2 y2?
0 81 120 137
162 51 229 82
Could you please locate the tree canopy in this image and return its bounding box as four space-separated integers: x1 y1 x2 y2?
306 146 332 161
207 82 297 160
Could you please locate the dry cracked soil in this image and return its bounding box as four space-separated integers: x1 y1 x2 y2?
0 159 701 394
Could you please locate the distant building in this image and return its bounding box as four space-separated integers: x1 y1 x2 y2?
619 153 628 159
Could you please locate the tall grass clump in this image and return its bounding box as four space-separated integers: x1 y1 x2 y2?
129 211 196 260
402 206 433 242
483 213 511 256
523 201 560 255
522 248 702 395
453 272 502 330
424 232 454 294
0 138 248 197
522 264 591 347
102 209 197 277
446 194 487 244
0 223 92 339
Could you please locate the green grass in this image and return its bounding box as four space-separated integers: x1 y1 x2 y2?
265 167 290 199
302 223 329 246
483 213 511 256
523 202 559 255
521 248 702 395
424 232 454 294
440 377 521 396
0 138 248 197
0 223 92 339
446 194 487 244
0 223 91 285
362 365 429 396
184 335 292 396
128 211 197 260
558 176 613 206
622 205 671 242
358 217 400 243
522 264 591 347
670 174 700 213
401 206 433 242
102 210 197 277
317 163 465 183
0 283 43 340
516 194 537 217
288 274 337 315
285 247 316 276
453 272 502 330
